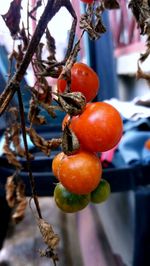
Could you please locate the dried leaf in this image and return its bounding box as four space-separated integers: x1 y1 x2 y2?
2 0 22 37
11 124 26 158
27 127 62 156
80 13 101 40
3 129 22 169
57 92 86 116
28 99 46 125
129 1 150 34
12 181 27 223
62 124 80 155
46 28 56 61
80 2 107 40
5 175 16 208
32 78 52 104
38 218 60 249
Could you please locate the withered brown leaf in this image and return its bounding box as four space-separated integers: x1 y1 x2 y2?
5 175 16 208
3 129 22 169
28 99 46 125
27 127 61 156
12 180 27 223
2 0 22 37
38 218 60 249
57 92 86 116
62 124 80 155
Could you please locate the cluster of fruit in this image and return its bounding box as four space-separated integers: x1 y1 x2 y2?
52 61 123 213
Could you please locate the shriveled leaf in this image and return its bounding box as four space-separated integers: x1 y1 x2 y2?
2 0 22 37
28 99 46 125
27 127 62 156
3 129 22 169
46 28 56 61
57 92 86 116
5 175 16 208
80 13 101 40
38 218 60 249
12 180 27 223
62 124 80 155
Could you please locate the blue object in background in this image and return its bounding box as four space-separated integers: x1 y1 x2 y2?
88 12 118 100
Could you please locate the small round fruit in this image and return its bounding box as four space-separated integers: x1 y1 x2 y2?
54 183 90 213
52 152 65 179
70 102 123 152
58 150 102 195
91 179 111 204
57 62 99 102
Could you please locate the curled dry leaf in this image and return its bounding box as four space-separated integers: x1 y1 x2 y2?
80 2 107 40
3 129 22 169
1 0 22 37
38 218 60 249
57 92 86 116
5 175 16 208
129 0 150 63
11 124 28 158
46 28 56 61
27 127 62 156
12 180 27 223
62 124 80 155
28 99 46 125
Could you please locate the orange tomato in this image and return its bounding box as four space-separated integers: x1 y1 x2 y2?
52 152 65 179
58 150 102 195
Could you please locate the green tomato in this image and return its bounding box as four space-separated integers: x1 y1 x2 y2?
54 183 90 213
91 179 111 204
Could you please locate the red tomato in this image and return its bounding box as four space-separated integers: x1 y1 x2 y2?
58 150 102 195
69 102 123 152
57 62 99 102
80 0 94 3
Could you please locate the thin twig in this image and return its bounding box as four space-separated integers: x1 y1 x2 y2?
17 86 42 219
